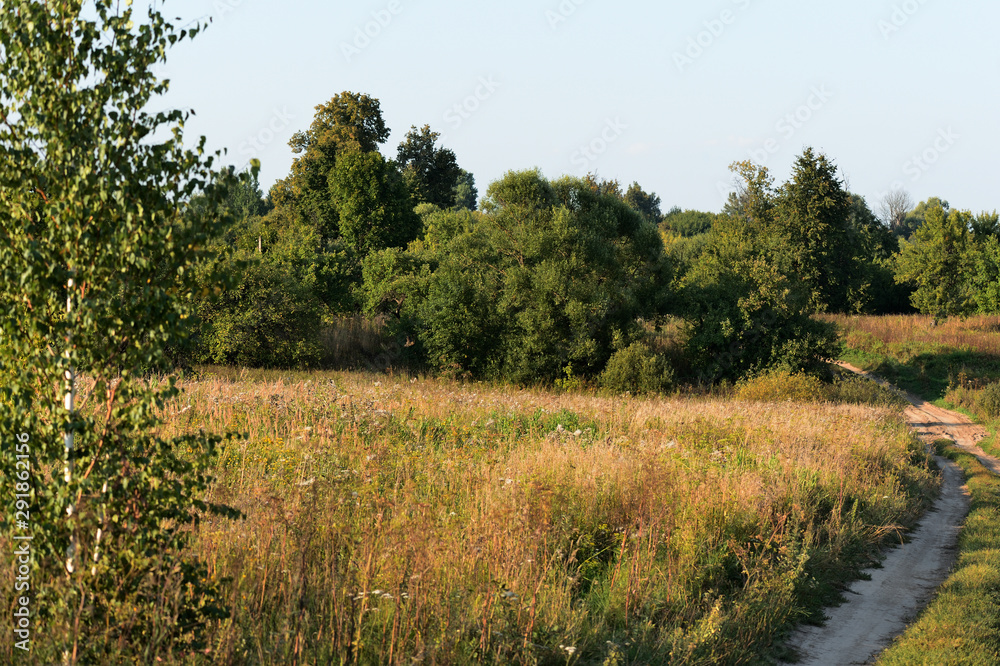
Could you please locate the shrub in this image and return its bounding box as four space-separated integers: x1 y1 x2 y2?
598 343 675 394
975 382 1000 420
736 370 828 403
374 170 671 384
827 373 908 407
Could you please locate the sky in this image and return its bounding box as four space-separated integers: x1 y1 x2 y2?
151 0 1000 215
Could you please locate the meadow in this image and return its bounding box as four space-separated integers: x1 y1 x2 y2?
828 313 1000 457
58 366 929 665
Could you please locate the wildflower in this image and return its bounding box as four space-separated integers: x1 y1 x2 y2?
559 645 577 655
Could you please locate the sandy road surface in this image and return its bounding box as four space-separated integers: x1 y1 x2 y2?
783 362 1000 665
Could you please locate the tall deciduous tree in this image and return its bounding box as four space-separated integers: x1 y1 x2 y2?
0 1 238 660
276 91 390 237
329 150 420 256
624 181 663 225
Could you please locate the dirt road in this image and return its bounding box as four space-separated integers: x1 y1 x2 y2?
783 362 999 665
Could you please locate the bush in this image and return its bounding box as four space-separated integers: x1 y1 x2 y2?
375 170 671 384
598 343 675 394
976 382 1000 420
736 370 828 403
827 373 908 407
950 381 1000 423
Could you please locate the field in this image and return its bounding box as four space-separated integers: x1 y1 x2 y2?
826 314 1000 397
51 367 928 665
828 314 1000 457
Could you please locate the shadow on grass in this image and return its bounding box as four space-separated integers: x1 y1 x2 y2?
843 348 1000 402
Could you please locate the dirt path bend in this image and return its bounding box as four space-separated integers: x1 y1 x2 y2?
783 362 1000 665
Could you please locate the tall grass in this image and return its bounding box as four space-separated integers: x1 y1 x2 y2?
122 369 933 664
822 314 1000 359
1 367 938 664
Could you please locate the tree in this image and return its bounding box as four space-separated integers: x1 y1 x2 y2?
453 168 479 210
971 210 1000 238
371 170 670 383
0 2 239 660
847 194 910 313
396 124 462 208
624 181 663 225
969 234 1000 314
225 167 270 219
877 189 914 235
276 91 390 237
894 204 973 321
328 150 420 256
680 194 838 382
899 197 950 239
774 148 858 312
677 157 842 381
662 208 715 237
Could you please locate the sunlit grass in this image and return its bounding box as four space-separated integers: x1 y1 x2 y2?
137 367 937 665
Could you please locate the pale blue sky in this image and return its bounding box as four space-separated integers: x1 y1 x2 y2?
154 0 999 214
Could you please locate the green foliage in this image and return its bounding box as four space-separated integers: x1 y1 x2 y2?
623 181 663 225
899 196 950 238
662 231 711 275
774 148 863 313
277 91 390 237
418 205 481 251
0 1 238 659
396 124 463 209
453 168 479 210
373 170 670 383
966 213 1000 314
598 342 675 394
846 194 912 314
662 207 715 237
328 149 420 255
947 380 1000 424
894 204 973 321
680 204 841 382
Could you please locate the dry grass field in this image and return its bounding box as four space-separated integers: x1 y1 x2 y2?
105 367 936 665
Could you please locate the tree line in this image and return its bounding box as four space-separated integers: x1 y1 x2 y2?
186 91 999 388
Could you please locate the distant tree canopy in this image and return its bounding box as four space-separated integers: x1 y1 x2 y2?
624 181 663 225
188 98 998 384
662 208 715 237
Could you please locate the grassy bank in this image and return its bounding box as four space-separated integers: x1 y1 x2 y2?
876 442 1000 665
133 370 936 662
